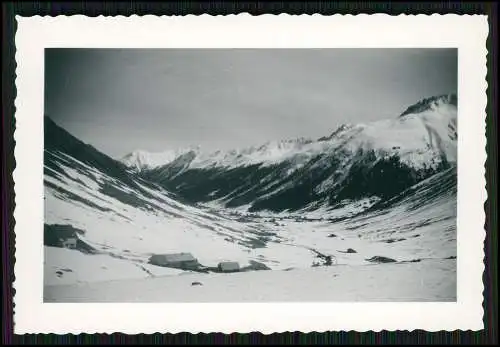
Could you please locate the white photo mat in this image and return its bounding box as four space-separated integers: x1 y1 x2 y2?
13 14 488 334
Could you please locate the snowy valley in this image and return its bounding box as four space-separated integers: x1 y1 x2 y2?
43 94 458 302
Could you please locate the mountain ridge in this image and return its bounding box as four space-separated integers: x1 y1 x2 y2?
121 92 457 172
120 93 457 213
399 93 457 117
45 92 457 215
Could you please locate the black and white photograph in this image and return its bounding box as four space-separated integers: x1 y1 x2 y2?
12 14 487 333
42 48 459 302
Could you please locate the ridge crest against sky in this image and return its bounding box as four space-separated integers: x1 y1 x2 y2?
44 48 457 158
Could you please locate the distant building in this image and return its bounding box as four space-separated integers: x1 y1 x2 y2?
61 237 77 249
148 252 199 270
217 261 240 273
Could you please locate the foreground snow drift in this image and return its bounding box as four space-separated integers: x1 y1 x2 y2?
44 258 456 302
44 246 185 286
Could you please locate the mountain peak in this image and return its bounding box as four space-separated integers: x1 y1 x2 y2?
400 93 457 118
317 123 354 142
121 146 200 171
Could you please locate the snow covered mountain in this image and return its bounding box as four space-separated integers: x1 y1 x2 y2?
399 93 457 117
44 116 303 283
43 93 457 302
123 93 457 171
123 93 457 213
121 147 201 171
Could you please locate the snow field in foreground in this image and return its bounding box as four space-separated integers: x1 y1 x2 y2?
44 258 456 302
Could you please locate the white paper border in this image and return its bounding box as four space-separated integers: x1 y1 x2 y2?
13 14 488 334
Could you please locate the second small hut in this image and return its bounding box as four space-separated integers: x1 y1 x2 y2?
217 261 240 273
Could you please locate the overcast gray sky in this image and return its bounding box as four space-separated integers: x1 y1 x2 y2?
44 48 457 159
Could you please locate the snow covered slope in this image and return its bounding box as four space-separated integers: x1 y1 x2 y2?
44 161 457 301
126 93 457 212
44 117 296 284
43 116 456 301
43 92 457 302
121 147 200 171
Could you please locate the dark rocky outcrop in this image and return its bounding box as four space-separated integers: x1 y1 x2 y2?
400 93 457 118
44 224 96 254
365 256 397 264
243 260 271 271
337 248 357 254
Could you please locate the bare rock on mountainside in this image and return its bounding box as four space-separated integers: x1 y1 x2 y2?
383 238 406 244
245 260 272 271
399 93 457 118
365 256 397 264
339 248 357 254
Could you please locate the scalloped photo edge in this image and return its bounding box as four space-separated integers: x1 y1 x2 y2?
12 14 488 334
